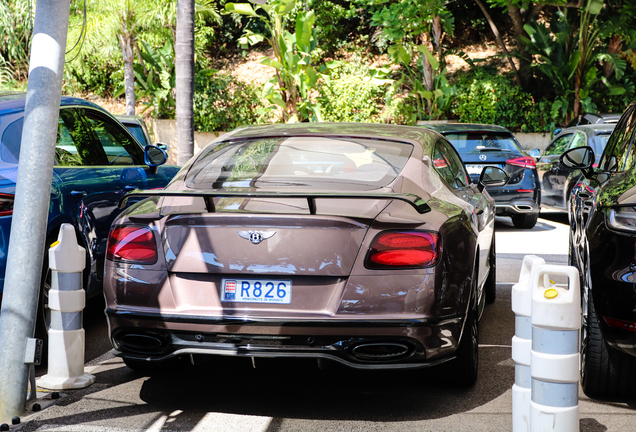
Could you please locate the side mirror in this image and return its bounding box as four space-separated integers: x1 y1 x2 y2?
144 145 167 174
478 166 509 192
559 146 595 169
528 149 541 159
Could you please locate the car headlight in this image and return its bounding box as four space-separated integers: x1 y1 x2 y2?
607 207 636 232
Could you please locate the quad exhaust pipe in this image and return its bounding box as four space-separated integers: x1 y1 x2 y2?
515 205 533 212
351 342 411 360
119 333 164 351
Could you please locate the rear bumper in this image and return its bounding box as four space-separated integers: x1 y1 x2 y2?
495 199 539 215
106 309 464 370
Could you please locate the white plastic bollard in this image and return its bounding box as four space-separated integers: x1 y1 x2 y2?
512 255 545 432
37 224 95 390
530 264 581 432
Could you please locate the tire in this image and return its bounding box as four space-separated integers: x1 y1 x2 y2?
485 234 497 304
581 276 636 397
511 212 539 229
452 304 479 386
452 270 479 387
34 243 54 365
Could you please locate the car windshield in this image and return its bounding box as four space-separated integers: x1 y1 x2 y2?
594 133 611 152
186 136 413 190
444 132 523 155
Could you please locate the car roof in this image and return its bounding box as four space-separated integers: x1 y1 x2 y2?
0 91 102 115
420 123 512 134
556 124 616 136
584 113 621 123
115 115 144 124
227 122 442 147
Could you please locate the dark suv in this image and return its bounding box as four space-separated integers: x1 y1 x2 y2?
562 101 636 398
0 92 179 345
424 124 541 228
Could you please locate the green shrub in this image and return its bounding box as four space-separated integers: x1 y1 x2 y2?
452 68 552 132
380 95 418 125
317 60 389 123
193 70 264 132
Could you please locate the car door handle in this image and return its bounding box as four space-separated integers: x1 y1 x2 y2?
124 185 138 191
475 208 484 215
70 190 87 198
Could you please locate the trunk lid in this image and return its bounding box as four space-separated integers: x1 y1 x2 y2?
162 197 384 277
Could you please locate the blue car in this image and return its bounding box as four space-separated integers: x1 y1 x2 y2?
0 92 179 338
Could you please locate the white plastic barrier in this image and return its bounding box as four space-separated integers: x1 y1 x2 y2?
530 264 580 432
511 255 545 432
37 224 95 390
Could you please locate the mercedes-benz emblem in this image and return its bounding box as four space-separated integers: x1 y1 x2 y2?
237 230 276 244
479 154 487 161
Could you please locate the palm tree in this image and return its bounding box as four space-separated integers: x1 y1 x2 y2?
176 0 195 166
67 0 170 115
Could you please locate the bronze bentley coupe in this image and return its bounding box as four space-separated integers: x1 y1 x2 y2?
104 123 507 386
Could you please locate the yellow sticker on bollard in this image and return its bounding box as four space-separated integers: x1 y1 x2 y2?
50 240 60 248
544 288 558 299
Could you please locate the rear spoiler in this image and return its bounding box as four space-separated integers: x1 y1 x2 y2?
118 190 431 214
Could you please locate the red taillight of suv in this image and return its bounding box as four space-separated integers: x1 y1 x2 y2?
0 194 14 216
604 316 636 332
365 231 440 269
107 226 157 263
506 156 536 169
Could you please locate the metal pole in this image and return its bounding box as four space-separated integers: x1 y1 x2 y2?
0 0 70 422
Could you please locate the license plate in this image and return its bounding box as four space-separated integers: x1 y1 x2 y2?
221 278 292 304
466 164 501 175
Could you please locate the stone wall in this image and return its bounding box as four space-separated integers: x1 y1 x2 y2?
150 119 227 165
515 132 552 152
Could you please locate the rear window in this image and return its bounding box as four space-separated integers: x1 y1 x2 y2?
444 132 523 155
185 136 413 190
124 124 149 146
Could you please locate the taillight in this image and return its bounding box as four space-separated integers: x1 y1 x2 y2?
0 194 14 216
365 231 440 269
604 317 636 332
107 226 157 263
506 157 536 169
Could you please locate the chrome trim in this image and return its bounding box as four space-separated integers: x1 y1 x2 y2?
113 347 454 370
106 308 461 326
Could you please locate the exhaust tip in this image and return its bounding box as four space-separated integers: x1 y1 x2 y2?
119 333 164 351
351 342 411 360
515 205 533 212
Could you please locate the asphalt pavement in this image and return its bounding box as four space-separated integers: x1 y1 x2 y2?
9 214 636 431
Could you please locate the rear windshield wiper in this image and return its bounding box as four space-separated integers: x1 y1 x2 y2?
475 146 511 152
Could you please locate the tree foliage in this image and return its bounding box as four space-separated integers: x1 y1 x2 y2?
226 0 338 122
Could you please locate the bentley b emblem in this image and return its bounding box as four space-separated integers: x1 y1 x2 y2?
238 230 276 244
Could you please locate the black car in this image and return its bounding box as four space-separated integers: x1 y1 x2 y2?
424 124 541 228
565 112 621 128
536 124 614 212
554 112 621 136
562 102 636 398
